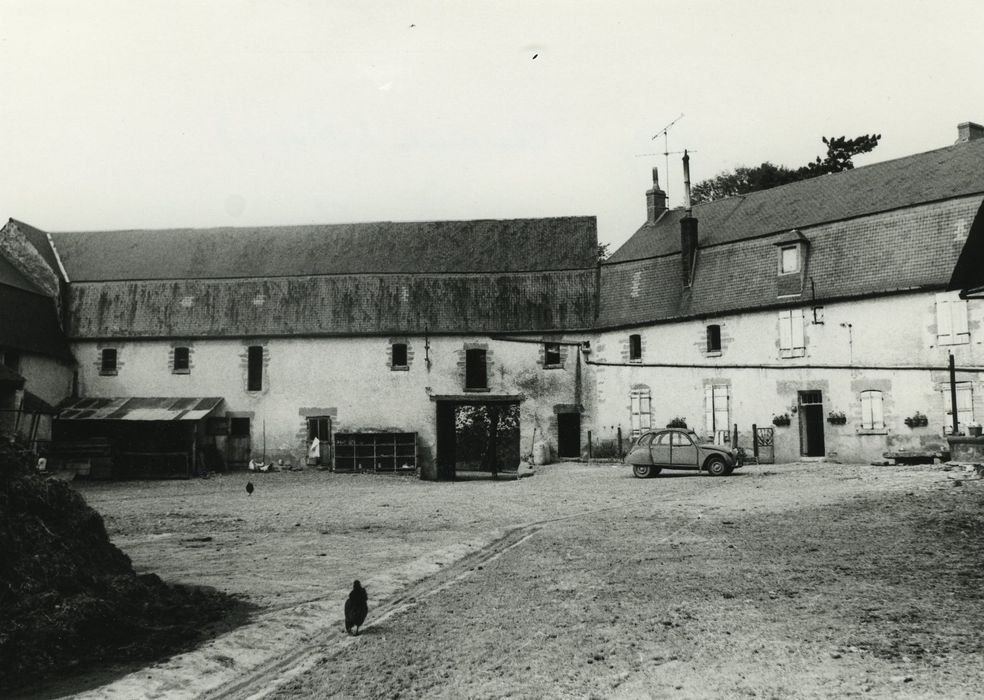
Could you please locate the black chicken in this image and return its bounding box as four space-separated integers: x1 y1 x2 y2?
344 580 368 635
246 481 254 496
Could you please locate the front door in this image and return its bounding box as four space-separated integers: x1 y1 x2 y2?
435 401 457 480
557 413 581 459
227 416 251 468
798 391 825 457
307 416 332 466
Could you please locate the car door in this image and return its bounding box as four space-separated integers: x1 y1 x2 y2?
626 432 655 465
650 431 672 467
670 431 699 468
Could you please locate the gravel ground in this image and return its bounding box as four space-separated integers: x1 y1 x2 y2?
58 461 984 699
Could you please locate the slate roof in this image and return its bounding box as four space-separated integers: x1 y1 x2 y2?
609 137 984 263
600 138 984 328
0 254 44 294
7 219 65 282
50 217 598 281
0 283 74 361
65 269 597 338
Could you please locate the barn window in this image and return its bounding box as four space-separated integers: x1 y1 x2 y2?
247 346 264 391
859 390 885 431
173 346 190 373
465 348 487 390
544 343 562 367
628 334 642 362
99 348 118 375
706 325 721 353
391 343 408 369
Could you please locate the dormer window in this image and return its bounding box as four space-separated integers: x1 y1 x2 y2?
779 245 799 274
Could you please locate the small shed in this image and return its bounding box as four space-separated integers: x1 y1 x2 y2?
53 396 224 479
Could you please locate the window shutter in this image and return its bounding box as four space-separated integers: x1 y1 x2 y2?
871 392 884 429
936 295 953 341
953 299 970 336
704 385 714 432
714 385 730 434
641 392 652 430
778 310 792 350
791 309 805 349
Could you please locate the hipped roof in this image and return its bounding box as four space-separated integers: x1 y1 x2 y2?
50 217 598 281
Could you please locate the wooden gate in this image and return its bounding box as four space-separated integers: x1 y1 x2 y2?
752 426 775 464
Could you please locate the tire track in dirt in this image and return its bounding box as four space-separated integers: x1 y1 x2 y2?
208 482 733 700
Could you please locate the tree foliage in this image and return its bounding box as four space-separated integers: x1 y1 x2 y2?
691 134 881 204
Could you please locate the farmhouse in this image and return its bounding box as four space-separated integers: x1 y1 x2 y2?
2 121 984 474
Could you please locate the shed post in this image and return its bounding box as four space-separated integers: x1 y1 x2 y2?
949 354 959 435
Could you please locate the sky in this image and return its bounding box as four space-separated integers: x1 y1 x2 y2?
2 0 983 252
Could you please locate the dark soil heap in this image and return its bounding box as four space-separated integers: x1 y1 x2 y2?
0 447 243 692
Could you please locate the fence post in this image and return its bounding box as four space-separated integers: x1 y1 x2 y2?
587 430 593 460
752 423 759 460
617 426 623 460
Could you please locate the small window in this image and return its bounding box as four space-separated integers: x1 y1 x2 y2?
247 346 263 391
780 245 799 274
391 343 408 369
544 343 562 367
465 348 487 390
859 390 885 430
173 346 190 373
100 348 118 375
2 350 21 371
936 292 970 345
636 433 654 447
629 334 642 362
654 432 671 446
671 432 694 446
706 325 721 353
229 417 251 437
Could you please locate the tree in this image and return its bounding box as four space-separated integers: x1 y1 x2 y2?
691 134 881 204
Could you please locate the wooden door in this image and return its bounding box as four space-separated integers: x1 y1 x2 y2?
557 413 581 459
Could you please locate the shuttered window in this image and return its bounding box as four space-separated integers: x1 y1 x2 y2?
936 293 970 345
859 390 885 430
629 389 652 438
704 384 731 440
942 383 974 434
778 309 806 356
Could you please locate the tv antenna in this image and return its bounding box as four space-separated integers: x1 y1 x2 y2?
652 113 685 201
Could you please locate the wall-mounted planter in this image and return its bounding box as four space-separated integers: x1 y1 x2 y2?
827 411 847 425
904 412 929 428
772 413 791 427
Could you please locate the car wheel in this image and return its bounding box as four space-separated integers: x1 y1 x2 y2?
705 456 728 477
633 464 658 479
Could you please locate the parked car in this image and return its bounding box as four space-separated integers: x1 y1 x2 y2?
625 428 742 478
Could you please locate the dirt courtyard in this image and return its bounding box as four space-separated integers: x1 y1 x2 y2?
48 461 984 699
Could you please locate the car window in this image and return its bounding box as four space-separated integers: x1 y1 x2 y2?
654 432 671 446
636 433 654 447
671 432 694 446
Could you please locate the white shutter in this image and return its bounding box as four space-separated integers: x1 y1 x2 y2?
791 309 805 349
641 392 652 431
943 384 975 433
704 385 714 433
713 385 730 434
861 391 884 430
936 294 954 342
778 310 792 350
953 299 970 337
630 392 641 436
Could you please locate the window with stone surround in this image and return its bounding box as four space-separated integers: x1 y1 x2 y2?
544 343 562 368
936 292 970 346
778 309 806 357
629 334 642 362
706 324 721 353
99 348 118 375
391 342 408 369
859 390 885 431
465 348 488 390
247 346 263 391
173 346 190 374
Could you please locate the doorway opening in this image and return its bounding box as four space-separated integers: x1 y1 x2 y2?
557 412 581 459
434 398 521 479
798 390 825 457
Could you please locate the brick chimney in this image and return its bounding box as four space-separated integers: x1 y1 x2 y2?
680 150 697 287
646 166 667 224
956 122 984 143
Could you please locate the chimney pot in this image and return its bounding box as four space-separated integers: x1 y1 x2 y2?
957 122 984 143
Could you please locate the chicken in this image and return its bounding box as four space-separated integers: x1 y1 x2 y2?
246 481 254 496
344 580 368 635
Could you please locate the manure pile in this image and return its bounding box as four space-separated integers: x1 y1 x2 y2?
0 447 243 692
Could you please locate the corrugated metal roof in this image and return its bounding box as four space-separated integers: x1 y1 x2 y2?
609 138 984 263
49 217 598 281
57 396 223 421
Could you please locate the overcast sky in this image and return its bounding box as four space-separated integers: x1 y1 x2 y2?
2 0 982 251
